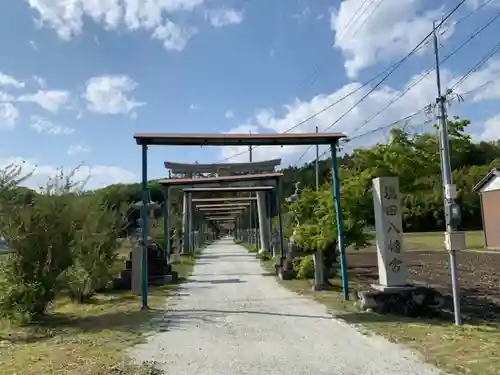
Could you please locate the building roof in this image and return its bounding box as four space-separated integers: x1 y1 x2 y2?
134 132 346 146
158 172 282 186
472 168 500 192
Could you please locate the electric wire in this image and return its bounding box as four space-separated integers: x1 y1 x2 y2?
220 0 467 164
292 0 467 165
451 39 500 91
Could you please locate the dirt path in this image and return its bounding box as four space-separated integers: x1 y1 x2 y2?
132 238 443 375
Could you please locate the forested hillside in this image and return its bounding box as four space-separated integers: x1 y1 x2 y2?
84 118 496 233
9 118 496 234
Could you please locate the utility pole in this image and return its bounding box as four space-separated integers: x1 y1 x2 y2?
315 126 320 190
433 21 462 325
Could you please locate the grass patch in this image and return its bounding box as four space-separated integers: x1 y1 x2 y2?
359 230 486 251
0 253 197 375
404 230 485 251
259 256 499 375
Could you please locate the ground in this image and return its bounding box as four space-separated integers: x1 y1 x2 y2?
259 230 500 375
0 253 196 375
132 239 442 375
349 250 500 322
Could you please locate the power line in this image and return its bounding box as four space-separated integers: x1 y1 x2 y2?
460 71 500 96
296 0 375 100
220 0 467 164
454 0 495 27
350 0 386 38
321 0 467 135
349 8 500 137
290 1 468 166
451 39 500 91
336 0 374 41
217 67 392 162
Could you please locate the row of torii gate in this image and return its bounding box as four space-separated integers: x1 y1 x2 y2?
165 158 282 255
133 132 349 310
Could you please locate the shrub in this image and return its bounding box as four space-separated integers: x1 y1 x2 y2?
62 197 126 303
0 170 77 322
295 255 314 279
260 252 272 261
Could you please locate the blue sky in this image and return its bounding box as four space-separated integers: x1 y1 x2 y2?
1 0 500 189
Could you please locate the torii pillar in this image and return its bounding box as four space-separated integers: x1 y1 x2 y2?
257 191 271 254
182 192 190 254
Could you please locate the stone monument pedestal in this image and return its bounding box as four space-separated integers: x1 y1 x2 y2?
356 177 444 317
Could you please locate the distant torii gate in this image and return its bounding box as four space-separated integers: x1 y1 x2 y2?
133 132 348 310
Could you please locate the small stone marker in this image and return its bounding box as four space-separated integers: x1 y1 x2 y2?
372 177 408 289
131 243 143 295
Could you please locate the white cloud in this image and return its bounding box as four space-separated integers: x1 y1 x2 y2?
0 72 25 89
33 75 47 89
452 59 500 102
28 0 205 51
67 144 91 154
206 8 244 27
0 157 137 190
29 40 39 50
0 103 19 129
30 116 75 135
466 0 500 10
218 67 456 165
189 104 198 111
220 56 500 165
152 19 197 51
0 92 14 102
84 75 145 116
17 90 70 113
224 110 234 119
481 113 500 140
330 0 449 78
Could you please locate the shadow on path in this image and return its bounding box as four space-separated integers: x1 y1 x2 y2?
187 278 247 285
170 308 332 320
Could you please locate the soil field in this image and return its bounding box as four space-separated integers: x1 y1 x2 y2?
348 250 500 323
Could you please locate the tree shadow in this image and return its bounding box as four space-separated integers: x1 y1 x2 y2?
199 253 252 260
170 308 333 320
187 278 247 285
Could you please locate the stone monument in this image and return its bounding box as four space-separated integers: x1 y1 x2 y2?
371 177 408 290
171 229 181 264
356 177 445 318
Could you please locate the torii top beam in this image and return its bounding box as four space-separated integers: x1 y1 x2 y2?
134 132 346 146
197 207 247 212
158 172 282 189
192 197 256 202
164 158 282 175
184 186 275 193
195 203 251 209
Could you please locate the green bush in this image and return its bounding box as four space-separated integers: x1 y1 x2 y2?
295 255 314 279
62 198 125 303
0 166 127 321
0 170 76 322
260 252 272 261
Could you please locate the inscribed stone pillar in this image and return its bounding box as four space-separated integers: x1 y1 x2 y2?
257 191 271 253
182 192 189 254
372 177 408 289
131 244 143 295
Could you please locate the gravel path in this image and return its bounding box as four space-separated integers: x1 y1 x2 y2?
132 238 443 375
